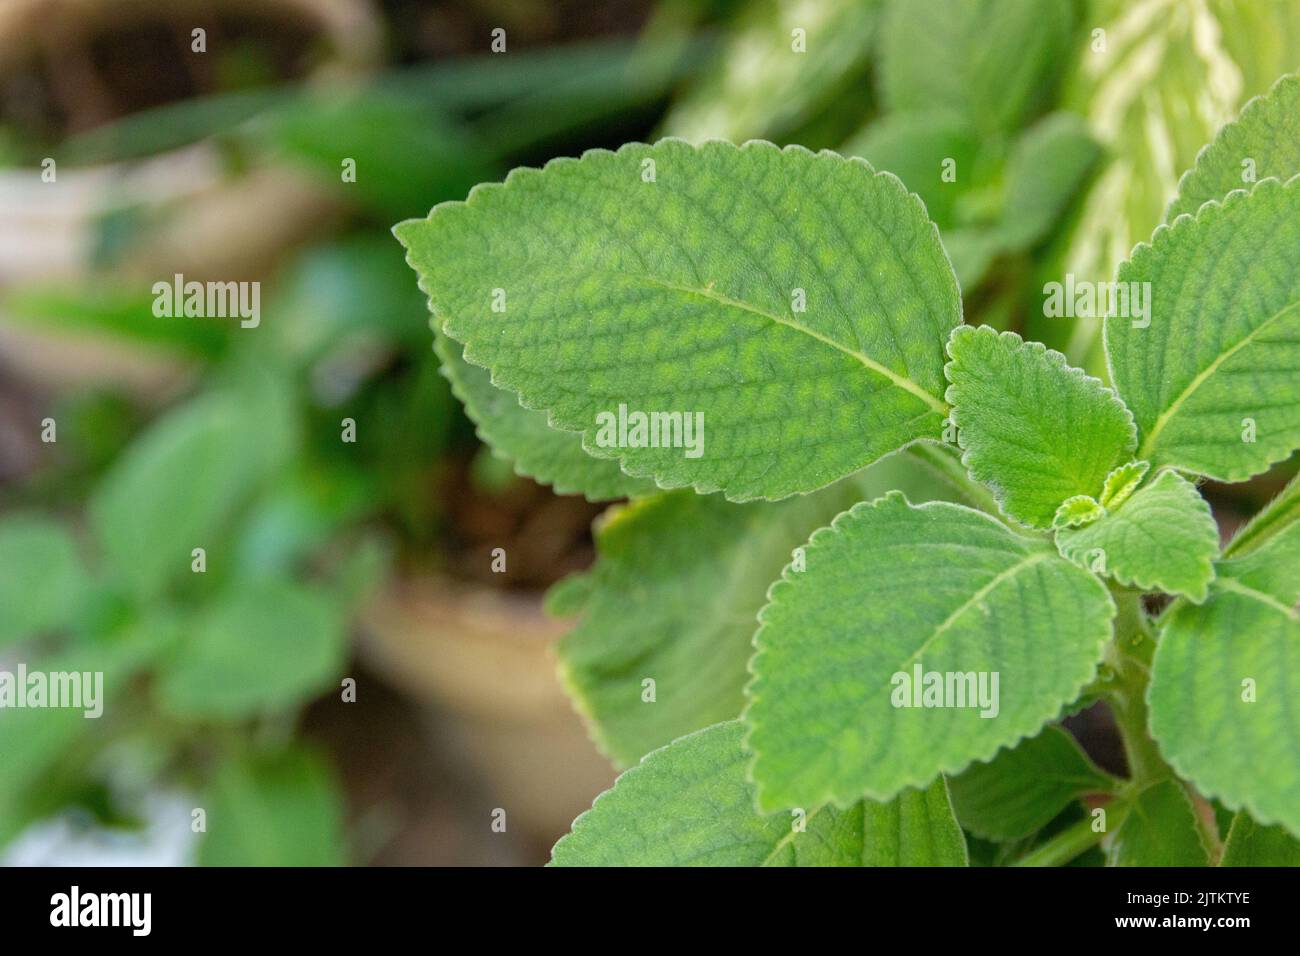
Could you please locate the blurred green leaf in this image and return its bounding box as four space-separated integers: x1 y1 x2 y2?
155 579 346 720
0 514 90 647
198 747 346 866
89 376 297 599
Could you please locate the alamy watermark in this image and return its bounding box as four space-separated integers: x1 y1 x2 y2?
152 273 260 328
1043 273 1152 328
593 403 704 458
890 665 1000 718
0 665 103 718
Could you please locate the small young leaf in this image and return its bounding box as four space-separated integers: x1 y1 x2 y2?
549 721 967 867
1107 779 1211 867
949 725 1118 841
1053 496 1104 529
396 139 960 502
1149 523 1300 837
0 514 89 647
745 493 1114 812
1219 811 1300 866
944 325 1136 528
434 329 652 501
1168 73 1300 222
156 580 346 719
1107 177 1300 482
1056 470 1220 602
1098 459 1150 510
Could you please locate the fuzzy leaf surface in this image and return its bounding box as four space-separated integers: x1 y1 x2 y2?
397 140 960 501
745 493 1115 811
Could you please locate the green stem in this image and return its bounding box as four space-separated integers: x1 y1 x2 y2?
1011 802 1130 867
1105 588 1170 786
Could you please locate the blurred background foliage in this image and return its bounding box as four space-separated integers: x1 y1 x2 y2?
0 0 1296 865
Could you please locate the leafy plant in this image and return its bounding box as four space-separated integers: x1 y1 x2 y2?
398 65 1300 866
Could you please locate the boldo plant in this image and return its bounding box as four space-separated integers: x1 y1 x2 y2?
396 72 1300 867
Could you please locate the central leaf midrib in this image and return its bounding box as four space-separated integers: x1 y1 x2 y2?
632 275 949 415
1140 298 1300 458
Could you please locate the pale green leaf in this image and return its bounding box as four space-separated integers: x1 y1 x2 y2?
1056 470 1220 602
1098 459 1150 510
434 329 652 500
745 493 1115 811
1149 525 1300 837
549 721 967 866
1107 779 1211 866
396 139 959 502
661 0 882 142
1219 810 1300 866
555 449 988 768
198 747 346 866
1169 73 1300 222
1223 468 1300 558
1053 495 1104 529
1107 177 1300 482
878 0 1073 136
156 580 346 719
949 725 1118 841
945 325 1136 528
995 112 1102 251
0 514 89 647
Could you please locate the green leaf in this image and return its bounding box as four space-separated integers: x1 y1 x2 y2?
1056 470 1220 602
1223 468 1300 558
945 325 1137 528
994 113 1101 251
878 0 1073 136
1149 524 1300 837
1169 73 1300 222
198 747 346 866
0 514 89 647
1107 779 1211 866
1107 177 1300 481
89 379 296 598
554 452 978 767
549 721 967 866
1219 811 1300 866
949 725 1117 841
396 139 960 502
1053 496 1104 529
1098 459 1150 510
745 493 1115 812
661 0 883 142
434 329 652 501
156 580 346 720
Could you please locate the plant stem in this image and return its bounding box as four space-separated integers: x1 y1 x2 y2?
1105 588 1170 786
1010 802 1130 867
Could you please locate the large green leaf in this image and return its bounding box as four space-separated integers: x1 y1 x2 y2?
745 493 1115 812
1107 779 1212 866
949 725 1118 841
434 329 651 501
1168 73 1300 221
1219 810 1300 866
945 325 1136 528
549 721 967 866
0 514 89 647
198 747 346 866
1149 522 1300 836
1056 470 1220 601
1106 176 1300 481
553 449 981 768
155 580 346 720
396 139 960 502
878 0 1073 136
